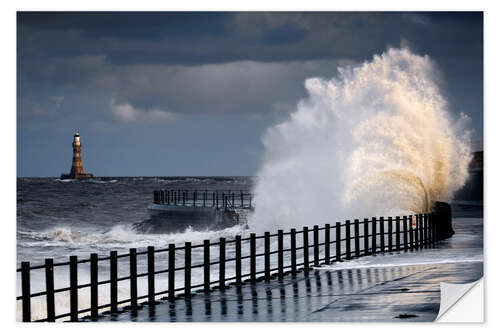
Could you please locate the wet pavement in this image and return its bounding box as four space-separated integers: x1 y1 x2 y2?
87 203 483 322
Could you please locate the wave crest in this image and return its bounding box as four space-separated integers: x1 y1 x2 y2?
250 47 472 231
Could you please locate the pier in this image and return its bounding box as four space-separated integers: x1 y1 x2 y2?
152 189 253 210
147 189 253 230
17 207 458 322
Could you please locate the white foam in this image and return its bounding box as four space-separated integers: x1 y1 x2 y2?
18 223 248 251
249 47 472 232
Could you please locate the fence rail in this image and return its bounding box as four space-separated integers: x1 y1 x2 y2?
17 213 442 322
152 189 253 210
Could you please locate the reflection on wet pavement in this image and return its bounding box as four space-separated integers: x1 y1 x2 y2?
86 261 481 322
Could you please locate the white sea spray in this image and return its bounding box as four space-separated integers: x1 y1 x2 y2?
250 47 472 232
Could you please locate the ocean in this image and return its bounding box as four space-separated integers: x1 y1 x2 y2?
17 176 253 266
16 177 483 321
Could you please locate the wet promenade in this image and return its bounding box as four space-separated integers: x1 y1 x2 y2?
87 204 483 322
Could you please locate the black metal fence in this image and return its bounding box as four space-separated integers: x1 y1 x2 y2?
152 189 253 210
17 213 441 322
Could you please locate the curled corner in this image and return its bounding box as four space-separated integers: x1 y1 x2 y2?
436 278 484 322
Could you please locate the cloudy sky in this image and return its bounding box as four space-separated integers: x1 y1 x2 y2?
17 12 483 177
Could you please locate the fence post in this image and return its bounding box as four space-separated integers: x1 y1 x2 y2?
336 222 341 261
415 214 420 247
403 216 408 251
380 217 385 253
303 227 309 271
420 214 425 248
219 238 226 289
424 214 429 247
419 214 424 248
204 240 210 291
69 255 78 321
363 218 369 256
345 220 351 260
422 213 427 247
354 219 360 257
371 217 377 254
415 214 422 248
324 224 330 264
291 228 297 275
313 225 319 266
264 232 271 280
430 213 435 243
148 246 155 305
44 258 55 322
235 235 242 284
434 213 438 242
424 214 428 245
388 217 393 252
428 213 432 243
168 244 175 301
414 215 419 249
409 217 415 249
110 251 118 313
129 248 137 310
396 216 401 251
433 213 439 242
185 242 191 298
250 233 256 282
90 254 98 319
278 230 284 278
21 262 31 322
427 213 431 243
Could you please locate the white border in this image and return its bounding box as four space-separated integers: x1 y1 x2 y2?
2 1 497 332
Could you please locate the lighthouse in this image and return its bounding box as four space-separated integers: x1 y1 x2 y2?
60 132 93 179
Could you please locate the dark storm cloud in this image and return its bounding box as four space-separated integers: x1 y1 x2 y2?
17 11 483 176
18 12 229 39
259 23 308 45
18 12 482 66
17 11 483 113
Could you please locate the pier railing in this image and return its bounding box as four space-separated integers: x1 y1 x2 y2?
152 189 253 210
17 213 442 322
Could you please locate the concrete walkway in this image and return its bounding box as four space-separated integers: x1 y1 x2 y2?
86 204 483 322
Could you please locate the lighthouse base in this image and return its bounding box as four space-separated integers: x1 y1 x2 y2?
60 173 94 180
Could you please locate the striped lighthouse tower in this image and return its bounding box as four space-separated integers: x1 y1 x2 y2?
61 132 93 179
